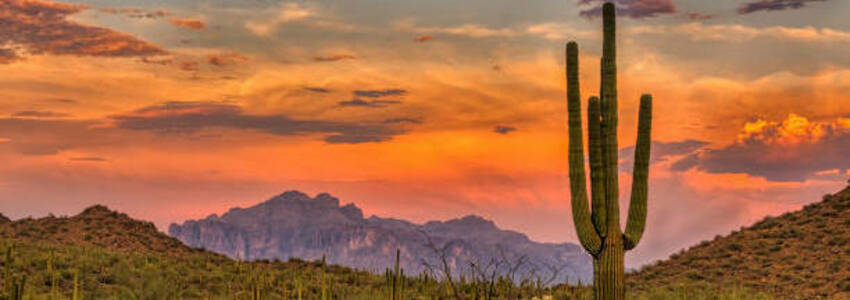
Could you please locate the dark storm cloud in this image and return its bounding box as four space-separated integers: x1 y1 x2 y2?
738 0 827 14
619 139 708 172
579 0 676 19
111 101 404 144
11 110 71 118
0 0 165 58
353 89 407 98
686 137 850 182
338 99 402 108
670 117 850 182
493 125 517 135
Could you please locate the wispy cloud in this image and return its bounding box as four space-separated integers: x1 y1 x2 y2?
395 19 591 41
493 126 517 135
353 89 407 98
313 54 356 62
738 0 827 14
99 7 170 19
244 2 358 36
0 0 165 59
11 110 71 118
207 52 247 66
578 0 676 19
170 18 206 31
630 23 850 43
338 99 402 108
111 101 407 144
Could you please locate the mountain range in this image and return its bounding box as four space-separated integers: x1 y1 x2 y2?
168 190 593 284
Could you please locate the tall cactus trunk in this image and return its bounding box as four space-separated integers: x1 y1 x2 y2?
567 2 652 300
596 235 625 299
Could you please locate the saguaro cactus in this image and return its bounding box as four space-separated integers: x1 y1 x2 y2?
567 2 652 300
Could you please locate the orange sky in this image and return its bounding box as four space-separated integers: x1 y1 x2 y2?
1 0 849 267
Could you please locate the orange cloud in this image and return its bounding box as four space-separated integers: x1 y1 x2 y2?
0 0 165 59
170 18 206 31
737 114 847 145
675 114 850 181
208 52 247 66
99 7 170 19
414 35 434 42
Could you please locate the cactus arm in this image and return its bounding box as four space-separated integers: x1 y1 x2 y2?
624 94 652 250
588 96 607 236
600 2 621 237
567 41 602 255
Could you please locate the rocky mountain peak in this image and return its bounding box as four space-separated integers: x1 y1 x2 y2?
0 213 9 223
169 190 592 283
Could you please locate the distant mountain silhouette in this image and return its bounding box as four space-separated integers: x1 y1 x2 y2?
169 191 592 284
628 187 850 299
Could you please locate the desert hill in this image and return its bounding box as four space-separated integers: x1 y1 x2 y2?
0 205 198 256
0 199 776 298
629 187 850 299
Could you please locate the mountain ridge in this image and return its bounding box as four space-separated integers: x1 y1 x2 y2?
168 190 592 284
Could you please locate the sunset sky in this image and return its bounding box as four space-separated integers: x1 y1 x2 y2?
1 0 849 267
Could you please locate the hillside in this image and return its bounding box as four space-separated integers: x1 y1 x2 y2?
169 190 592 284
629 187 850 299
0 205 197 256
1 203 770 299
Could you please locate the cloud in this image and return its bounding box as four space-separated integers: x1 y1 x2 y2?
244 2 357 36
414 35 434 42
630 23 850 43
170 18 206 31
0 0 165 59
69 156 108 162
140 57 173 66
395 19 592 41
180 60 199 71
303 87 332 93
111 101 405 144
0 47 20 64
338 99 402 108
676 114 850 182
207 52 247 66
738 0 827 14
578 0 676 19
99 7 170 19
525 22 594 40
383 118 421 124
619 140 709 172
11 110 71 118
395 21 518 38
353 89 407 98
493 126 517 135
685 13 713 20
313 54 356 62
